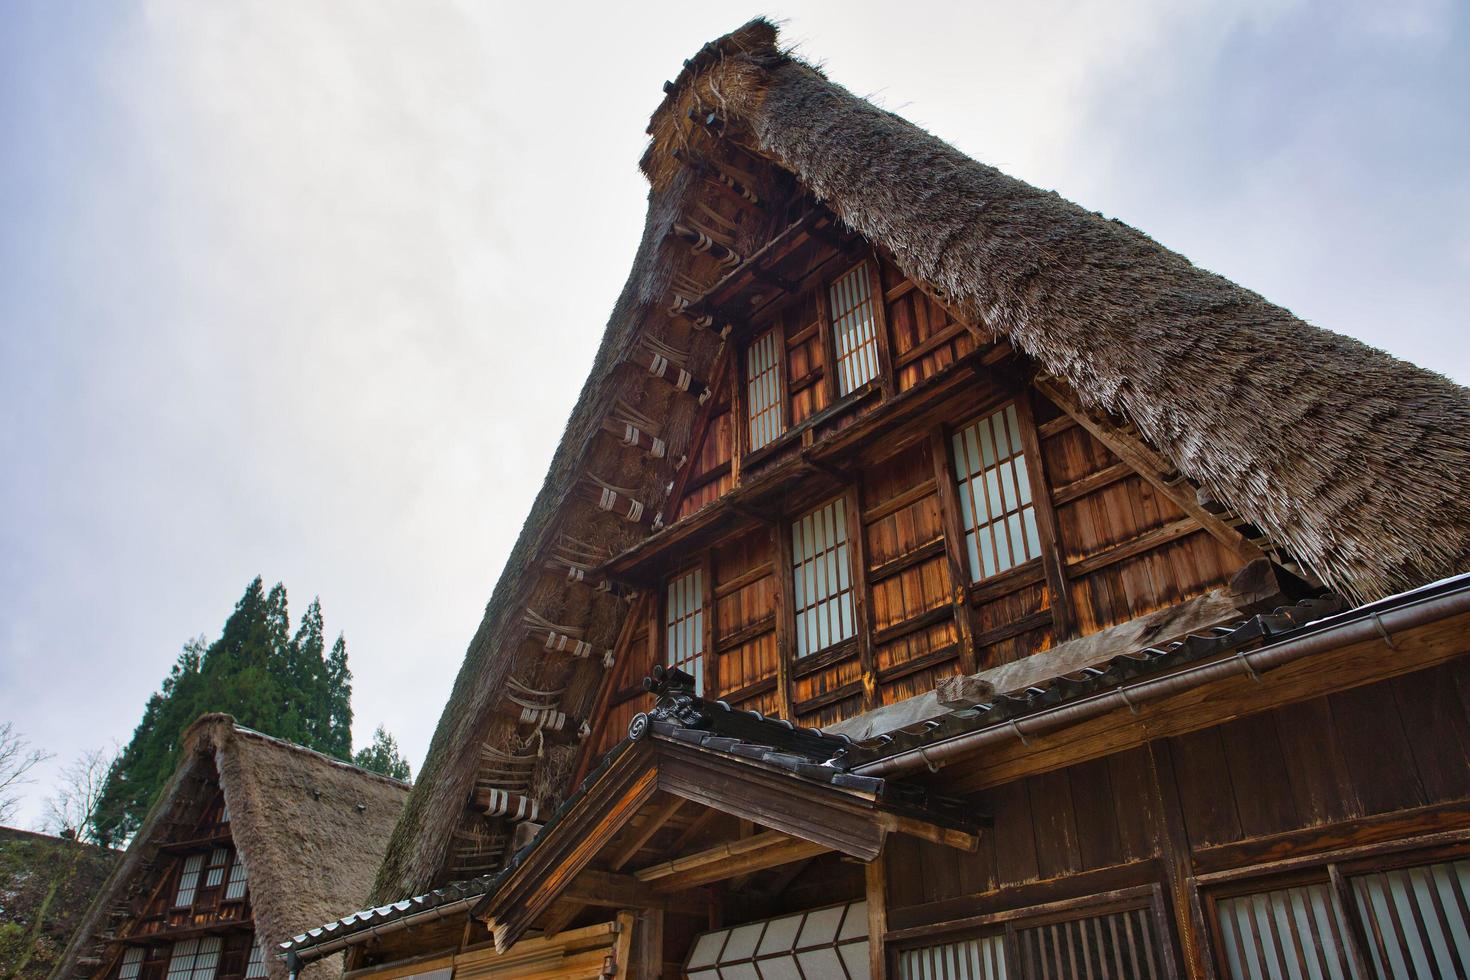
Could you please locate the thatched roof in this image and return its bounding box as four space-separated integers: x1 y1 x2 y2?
370 17 1470 905
55 716 408 980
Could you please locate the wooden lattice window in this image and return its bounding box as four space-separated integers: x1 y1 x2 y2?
1209 854 1470 980
665 567 705 696
791 497 855 658
203 848 230 889
747 328 784 451
119 947 145 980
224 852 248 901
1013 906 1169 979
829 262 880 395
897 934 1007 979
166 937 221 980
951 404 1042 582
243 940 267 980
893 887 1172 980
1215 882 1360 980
1350 858 1470 978
174 854 204 907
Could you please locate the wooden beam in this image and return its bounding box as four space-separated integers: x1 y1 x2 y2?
929 427 979 674
944 605 1470 794
669 808 720 854
1034 377 1265 566
866 858 888 980
634 832 831 892
1016 390 1077 641
607 795 685 872
612 911 636 980
881 813 983 853
1064 517 1201 578
1148 741 1214 979
560 868 704 912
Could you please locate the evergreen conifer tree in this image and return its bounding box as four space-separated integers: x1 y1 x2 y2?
351 726 411 782
93 577 356 844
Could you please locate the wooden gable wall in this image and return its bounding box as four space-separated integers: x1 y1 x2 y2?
585 236 1253 756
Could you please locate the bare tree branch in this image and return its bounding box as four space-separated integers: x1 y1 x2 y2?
0 720 52 824
42 745 117 845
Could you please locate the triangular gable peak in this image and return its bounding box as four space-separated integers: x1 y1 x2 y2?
371 17 1470 908
56 716 408 980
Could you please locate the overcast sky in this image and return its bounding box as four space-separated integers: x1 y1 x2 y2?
2 0 1466 829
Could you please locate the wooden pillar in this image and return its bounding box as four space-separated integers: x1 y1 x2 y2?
1015 390 1077 642
930 426 979 674
771 521 796 721
1147 740 1217 979
729 344 747 489
633 908 664 980
866 252 896 399
844 484 879 710
613 910 637 979
865 856 888 980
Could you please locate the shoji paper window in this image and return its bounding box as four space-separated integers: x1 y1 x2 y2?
952 405 1042 582
165 938 221 980
203 848 230 888
243 941 268 980
1351 858 1470 979
791 498 855 658
897 935 1008 979
224 852 248 901
665 568 705 696
829 263 880 395
1216 883 1361 980
747 328 784 451
119 947 145 980
174 854 204 907
685 900 870 979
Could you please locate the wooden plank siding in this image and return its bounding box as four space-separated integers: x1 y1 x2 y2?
879 660 1470 978
597 234 1257 749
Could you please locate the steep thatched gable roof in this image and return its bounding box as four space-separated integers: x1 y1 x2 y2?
370 17 1470 905
55 716 408 980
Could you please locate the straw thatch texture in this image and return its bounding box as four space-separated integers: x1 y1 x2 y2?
369 16 1470 905
651 18 1470 601
54 716 408 980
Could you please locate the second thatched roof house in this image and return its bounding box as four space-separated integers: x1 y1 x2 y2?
54 715 408 980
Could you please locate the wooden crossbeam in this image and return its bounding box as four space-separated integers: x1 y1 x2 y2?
634 831 831 892
607 795 685 872
1034 378 1268 567
561 869 670 910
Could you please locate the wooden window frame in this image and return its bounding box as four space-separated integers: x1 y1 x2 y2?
888 884 1178 979
947 401 1047 585
662 562 711 697
1199 840 1470 980
744 325 786 452
825 257 888 398
788 494 860 661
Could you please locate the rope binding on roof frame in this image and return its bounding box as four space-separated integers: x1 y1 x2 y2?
634 334 715 398
523 609 615 667
603 398 668 460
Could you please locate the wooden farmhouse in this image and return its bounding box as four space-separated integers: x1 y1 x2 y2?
282 20 1470 980
54 715 409 980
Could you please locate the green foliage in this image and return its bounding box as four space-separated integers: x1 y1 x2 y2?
92 577 355 845
351 725 412 782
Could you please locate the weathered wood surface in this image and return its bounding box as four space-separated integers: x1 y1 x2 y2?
828 586 1250 740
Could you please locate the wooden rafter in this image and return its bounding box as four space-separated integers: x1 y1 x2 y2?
1033 377 1270 568
633 831 831 893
